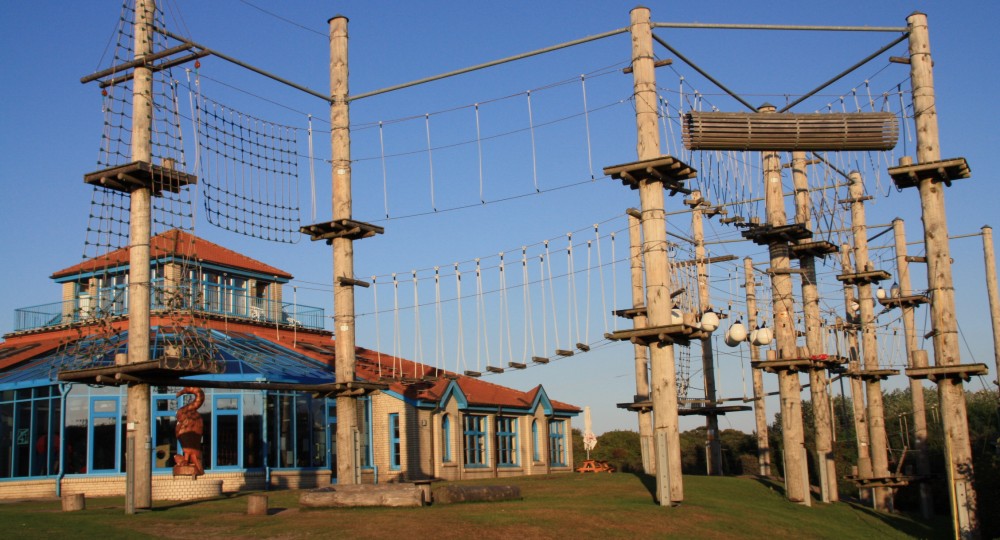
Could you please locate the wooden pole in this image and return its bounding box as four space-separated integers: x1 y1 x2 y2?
329 15 360 485
982 225 1000 388
907 13 979 537
791 152 837 502
760 105 809 505
630 6 683 505
892 218 933 519
847 171 892 511
839 243 873 506
126 0 154 512
691 191 722 476
627 213 655 475
744 257 771 476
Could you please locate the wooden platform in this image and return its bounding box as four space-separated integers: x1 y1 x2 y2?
835 269 892 285
845 474 924 489
613 306 647 320
888 157 971 189
844 368 900 381
789 240 838 259
752 358 814 374
616 399 652 412
603 155 697 195
58 355 221 385
301 219 384 242
83 161 197 195
678 405 752 416
878 294 930 309
741 223 812 246
604 323 700 347
906 363 988 382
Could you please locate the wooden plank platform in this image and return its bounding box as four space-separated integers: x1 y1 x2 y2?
888 157 971 189
83 161 197 195
845 475 928 488
507 361 527 370
463 370 482 378
616 400 652 412
845 368 900 380
741 223 812 245
301 219 385 242
878 294 930 309
613 306 647 319
486 365 505 374
603 155 697 195
789 240 838 259
604 323 699 347
678 405 752 416
58 356 221 385
752 358 814 374
531 356 549 364
835 269 892 284
906 363 988 382
683 111 899 152
555 349 575 357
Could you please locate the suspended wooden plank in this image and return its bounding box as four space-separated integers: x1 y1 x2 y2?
835 269 892 285
741 223 812 245
300 219 385 242
603 155 697 194
83 160 197 196
888 157 970 189
683 111 899 151
906 363 988 382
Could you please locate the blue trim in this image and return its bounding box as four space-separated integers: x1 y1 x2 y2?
88 396 121 473
441 414 452 463
381 389 422 407
212 394 242 470
52 257 290 285
437 380 468 409
388 413 400 471
530 387 553 416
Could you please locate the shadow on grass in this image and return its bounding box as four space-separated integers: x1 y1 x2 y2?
844 501 950 539
750 475 788 498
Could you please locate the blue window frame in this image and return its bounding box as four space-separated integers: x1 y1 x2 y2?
463 415 487 467
389 413 400 470
152 394 180 471
0 386 61 479
548 419 566 466
213 394 241 469
89 396 121 473
496 417 517 466
531 420 540 462
441 414 452 463
358 397 373 468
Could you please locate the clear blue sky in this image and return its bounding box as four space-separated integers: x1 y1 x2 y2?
1 0 998 435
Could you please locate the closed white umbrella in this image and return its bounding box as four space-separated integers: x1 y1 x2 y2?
583 406 597 459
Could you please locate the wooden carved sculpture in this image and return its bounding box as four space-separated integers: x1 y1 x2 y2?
173 387 205 477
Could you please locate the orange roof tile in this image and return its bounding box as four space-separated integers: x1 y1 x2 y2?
50 229 292 280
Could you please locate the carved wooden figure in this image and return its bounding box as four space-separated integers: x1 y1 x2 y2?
173 387 205 477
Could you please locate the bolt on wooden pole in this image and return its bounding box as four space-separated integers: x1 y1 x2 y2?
329 15 360 485
790 151 837 503
629 6 683 505
627 213 656 475
982 225 1000 388
907 12 979 537
691 191 722 476
847 171 893 511
126 0 154 512
839 243 873 506
891 218 933 519
760 105 809 505
744 257 771 476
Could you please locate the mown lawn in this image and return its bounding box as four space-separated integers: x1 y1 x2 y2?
0 474 949 539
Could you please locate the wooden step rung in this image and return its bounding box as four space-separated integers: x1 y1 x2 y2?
463 370 482 378
531 356 550 364
576 343 590 352
507 361 527 370
555 349 575 357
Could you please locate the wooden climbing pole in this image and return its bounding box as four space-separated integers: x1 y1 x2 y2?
743 257 771 476
627 212 656 475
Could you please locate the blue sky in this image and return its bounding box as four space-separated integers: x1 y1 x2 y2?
1 0 998 435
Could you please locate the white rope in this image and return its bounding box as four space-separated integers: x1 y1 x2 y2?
412 270 423 373
455 263 467 373
527 90 539 192
580 75 595 180
379 121 389 217
434 267 444 373
566 234 577 347
475 259 490 370
475 103 485 203
372 275 383 379
307 115 316 221
392 273 401 376
425 114 436 211
522 247 536 359
611 232 618 332
595 225 609 334
498 252 514 364
539 253 549 355
584 239 593 345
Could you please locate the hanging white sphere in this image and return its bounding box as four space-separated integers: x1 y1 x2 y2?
850 301 860 313
876 287 886 299
754 325 773 346
670 308 684 325
700 311 720 332
724 326 740 347
890 282 901 298
729 321 747 343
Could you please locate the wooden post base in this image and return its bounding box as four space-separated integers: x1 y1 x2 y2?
62 493 85 512
247 493 269 516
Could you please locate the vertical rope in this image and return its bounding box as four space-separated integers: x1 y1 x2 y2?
595 224 609 334
522 247 536 359
455 263 467 373
307 115 316 222
412 270 423 372
475 103 485 203
539 253 549 354
580 75 595 180
372 275 383 379
425 113 436 211
611 232 618 332
527 90 539 192
379 121 389 218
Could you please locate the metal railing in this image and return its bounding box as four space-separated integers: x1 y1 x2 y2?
13 285 325 332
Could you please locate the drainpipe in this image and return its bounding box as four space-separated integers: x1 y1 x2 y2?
493 406 501 479
55 383 69 497
262 390 271 490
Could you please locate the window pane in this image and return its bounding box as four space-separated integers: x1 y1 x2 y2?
244 393 263 469
295 395 310 467
310 398 325 467
216 415 239 467
0 403 12 478
65 398 88 474
15 401 31 476
92 417 117 471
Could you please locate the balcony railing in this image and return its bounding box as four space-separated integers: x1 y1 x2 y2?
13 285 325 332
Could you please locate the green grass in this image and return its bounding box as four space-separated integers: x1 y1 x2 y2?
0 474 950 539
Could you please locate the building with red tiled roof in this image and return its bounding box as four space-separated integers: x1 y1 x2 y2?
0 232 578 499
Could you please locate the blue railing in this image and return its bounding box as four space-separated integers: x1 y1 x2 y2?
13 285 325 332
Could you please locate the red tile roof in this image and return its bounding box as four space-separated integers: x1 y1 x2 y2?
50 229 293 280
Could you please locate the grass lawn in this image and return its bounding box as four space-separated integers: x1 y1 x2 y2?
0 474 950 539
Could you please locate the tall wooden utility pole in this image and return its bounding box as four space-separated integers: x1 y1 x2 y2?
982 225 1000 388
627 211 655 475
760 105 809 505
690 190 722 475
890 218 933 519
744 257 771 476
126 0 154 512
790 152 837 502
902 13 979 537
844 171 893 511
330 15 360 485
628 6 683 504
839 243 872 506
